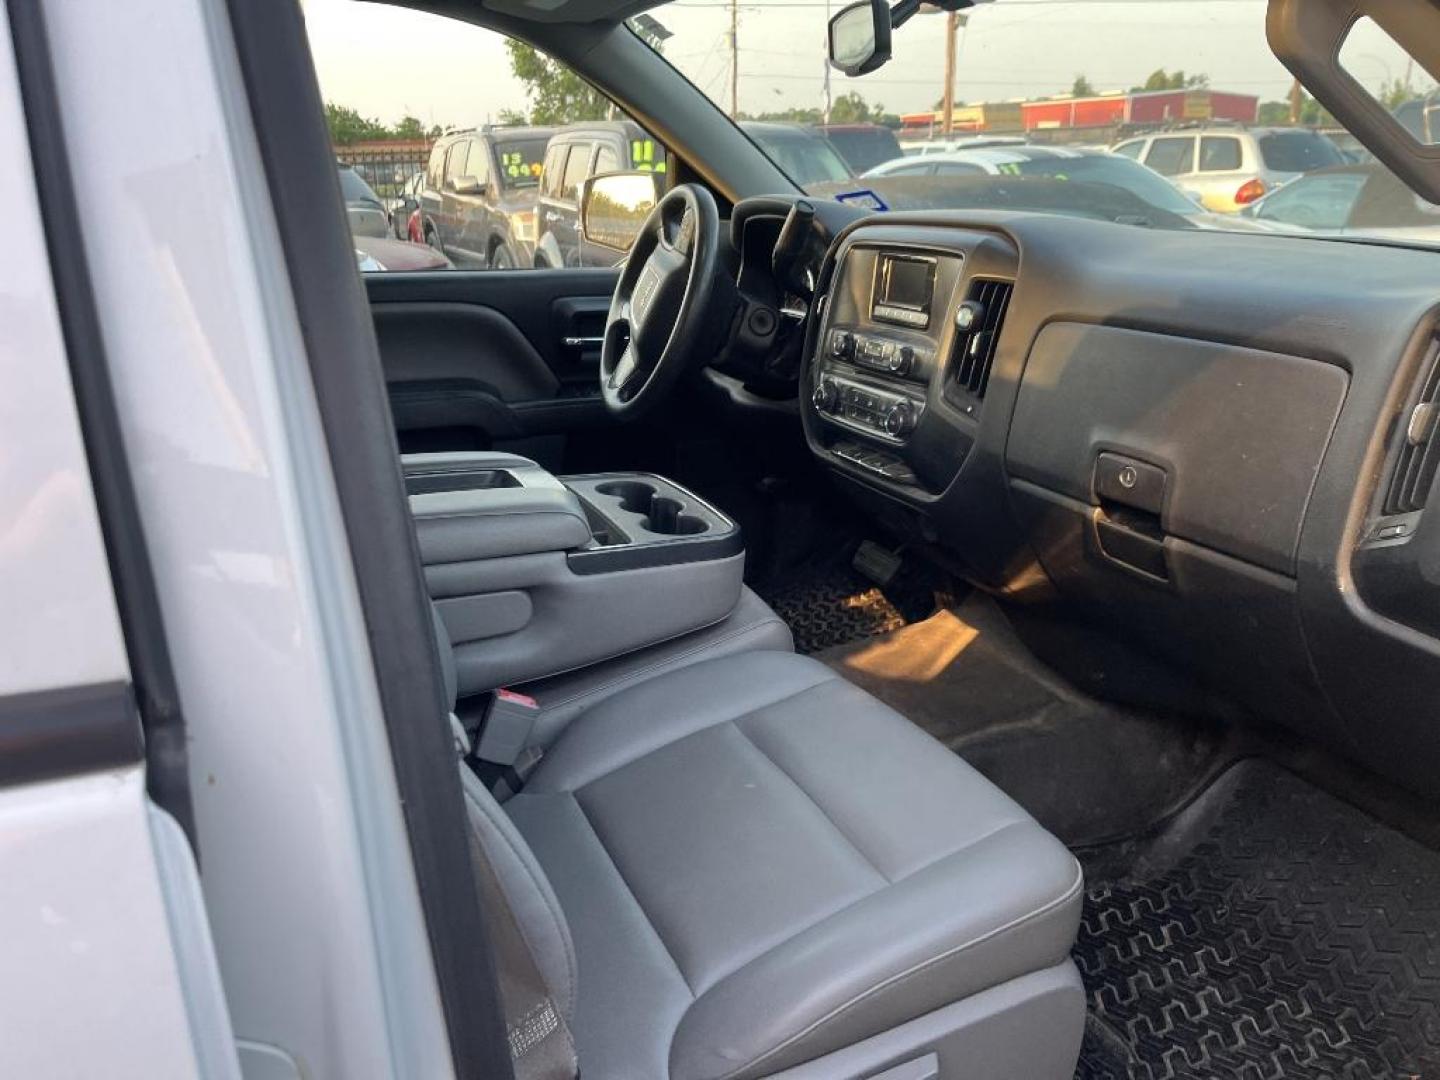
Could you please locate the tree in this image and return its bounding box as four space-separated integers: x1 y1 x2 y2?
1071 74 1095 98
746 106 823 123
324 102 391 145
1257 91 1334 127
1132 69 1209 93
505 28 665 126
829 91 883 124
1378 77 1419 111
505 40 611 125
1257 100 1292 125
393 115 425 140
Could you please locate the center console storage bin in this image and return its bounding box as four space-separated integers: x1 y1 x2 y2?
404 453 744 694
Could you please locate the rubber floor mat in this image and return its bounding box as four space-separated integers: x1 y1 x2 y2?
1074 759 1440 1079
755 565 905 655
753 551 941 655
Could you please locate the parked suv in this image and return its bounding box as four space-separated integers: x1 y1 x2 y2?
1112 125 1345 211
420 126 554 268
534 120 667 267
740 121 854 186
817 122 902 174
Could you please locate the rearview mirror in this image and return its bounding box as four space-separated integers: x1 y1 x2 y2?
453 176 485 197
580 171 663 252
828 0 891 77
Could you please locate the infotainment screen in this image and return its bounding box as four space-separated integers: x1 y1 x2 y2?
871 254 937 329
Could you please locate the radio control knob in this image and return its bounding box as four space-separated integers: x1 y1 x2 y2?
812 378 839 414
888 345 915 376
884 400 918 437
831 331 856 361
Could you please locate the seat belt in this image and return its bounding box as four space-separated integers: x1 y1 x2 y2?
453 717 579 1080
466 824 579 1080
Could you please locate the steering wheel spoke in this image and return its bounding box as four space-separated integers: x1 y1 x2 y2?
609 342 641 396
598 184 720 420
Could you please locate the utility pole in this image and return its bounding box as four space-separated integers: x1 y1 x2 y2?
730 0 739 120
941 11 958 136
823 0 833 123
1289 76 1302 125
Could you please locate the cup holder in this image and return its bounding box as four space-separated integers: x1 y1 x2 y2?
595 480 657 515
594 480 710 537
645 497 709 536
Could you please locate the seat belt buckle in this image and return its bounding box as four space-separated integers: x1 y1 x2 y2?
476 688 541 766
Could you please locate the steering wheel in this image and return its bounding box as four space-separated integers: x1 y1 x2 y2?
600 184 721 420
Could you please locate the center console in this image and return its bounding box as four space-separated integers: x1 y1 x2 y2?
404 452 744 695
807 241 983 495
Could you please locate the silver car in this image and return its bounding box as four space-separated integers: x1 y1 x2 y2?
1111 127 1345 212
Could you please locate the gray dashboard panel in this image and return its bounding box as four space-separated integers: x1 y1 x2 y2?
1008 322 1347 575
793 207 1440 794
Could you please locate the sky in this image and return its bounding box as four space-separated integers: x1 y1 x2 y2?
304 0 1431 129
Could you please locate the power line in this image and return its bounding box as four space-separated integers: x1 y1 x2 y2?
671 0 1262 7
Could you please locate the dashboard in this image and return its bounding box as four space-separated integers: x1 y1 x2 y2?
733 199 1440 800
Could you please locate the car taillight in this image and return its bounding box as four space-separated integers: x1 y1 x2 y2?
1235 178 1267 206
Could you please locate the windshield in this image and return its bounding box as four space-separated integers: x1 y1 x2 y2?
637 0 1438 246
495 137 549 188
338 166 383 206
1258 130 1344 173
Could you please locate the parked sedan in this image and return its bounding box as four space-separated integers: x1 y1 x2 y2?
1240 163 1440 244
861 145 1252 230
338 162 390 238
353 234 452 271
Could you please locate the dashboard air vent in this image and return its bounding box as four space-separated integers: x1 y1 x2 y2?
953 279 1013 399
1385 335 1440 515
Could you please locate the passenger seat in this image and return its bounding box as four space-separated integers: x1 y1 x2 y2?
450 637 1085 1078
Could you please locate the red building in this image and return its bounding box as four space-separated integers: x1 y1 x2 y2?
1021 89 1258 131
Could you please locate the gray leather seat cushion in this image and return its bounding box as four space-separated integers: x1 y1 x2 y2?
510 585 794 754
505 650 1083 1080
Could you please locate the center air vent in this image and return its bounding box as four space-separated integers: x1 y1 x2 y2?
952 279 1013 399
1384 334 1440 515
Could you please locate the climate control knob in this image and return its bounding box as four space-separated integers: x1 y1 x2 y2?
887 345 915 376
812 378 839 414
883 400 918 437
830 331 857 361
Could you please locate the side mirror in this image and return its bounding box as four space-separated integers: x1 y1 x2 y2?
828 0 891 77
580 171 663 252
453 176 485 197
